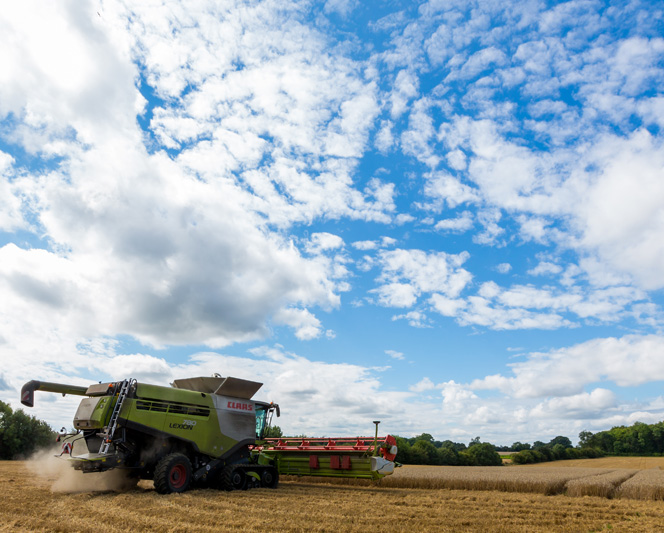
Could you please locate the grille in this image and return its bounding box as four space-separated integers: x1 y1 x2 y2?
135 398 210 417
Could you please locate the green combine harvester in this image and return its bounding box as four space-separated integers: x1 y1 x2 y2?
21 375 398 493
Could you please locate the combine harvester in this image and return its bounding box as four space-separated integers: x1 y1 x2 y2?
21 375 398 493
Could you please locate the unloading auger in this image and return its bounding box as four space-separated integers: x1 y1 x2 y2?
21 375 398 493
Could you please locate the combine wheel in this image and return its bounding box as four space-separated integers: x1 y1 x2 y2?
154 453 193 494
261 467 279 489
222 466 247 491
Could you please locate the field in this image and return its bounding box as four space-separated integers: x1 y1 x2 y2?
3 458 664 532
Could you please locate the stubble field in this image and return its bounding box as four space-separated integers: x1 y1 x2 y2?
2 458 664 532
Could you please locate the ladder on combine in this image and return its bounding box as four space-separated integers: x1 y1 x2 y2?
99 379 135 455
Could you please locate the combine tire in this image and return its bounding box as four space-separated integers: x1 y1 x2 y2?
222 465 247 491
154 453 193 494
261 467 279 489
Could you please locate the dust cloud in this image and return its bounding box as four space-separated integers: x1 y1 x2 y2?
28 446 138 493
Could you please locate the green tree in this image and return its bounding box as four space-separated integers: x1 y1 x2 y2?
394 436 412 464
467 442 502 466
0 401 55 459
441 439 466 451
548 436 572 449
437 446 458 465
578 430 594 448
263 425 283 438
412 439 439 465
537 446 554 461
457 450 472 466
412 433 435 444
634 422 654 454
551 443 566 459
594 431 615 453
511 450 534 464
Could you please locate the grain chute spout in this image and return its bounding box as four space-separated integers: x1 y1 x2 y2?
21 380 89 408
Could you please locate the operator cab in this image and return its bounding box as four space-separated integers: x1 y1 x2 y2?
254 401 280 439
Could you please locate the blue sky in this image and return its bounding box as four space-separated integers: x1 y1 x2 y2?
1 0 664 445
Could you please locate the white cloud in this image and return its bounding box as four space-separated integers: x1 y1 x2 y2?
528 261 562 276
0 1 409 352
395 213 416 225
371 282 418 308
530 389 617 420
352 240 378 251
429 278 646 330
390 69 419 119
0 144 348 348
306 232 345 254
5 345 434 437
446 149 467 170
2 0 664 447
386 349 405 360
376 248 472 299
572 130 664 290
471 335 664 398
273 308 324 340
410 377 435 392
440 380 478 413
375 120 395 152
422 172 480 210
0 153 25 232
429 294 466 317
391 310 430 328
456 296 571 330
447 47 508 81
400 98 440 168
473 209 504 245
324 0 357 17
434 210 474 232
0 2 140 148
99 354 173 384
517 216 550 244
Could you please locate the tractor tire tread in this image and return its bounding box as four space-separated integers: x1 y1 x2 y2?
154 453 192 494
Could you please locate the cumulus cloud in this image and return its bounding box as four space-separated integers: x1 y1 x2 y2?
376 248 472 299
471 335 664 398
8 345 434 437
529 389 617 420
2 0 664 446
306 232 345 254
0 0 401 352
386 349 405 360
428 278 647 330
435 210 474 232
371 282 418 308
410 377 435 392
422 172 480 210
391 310 430 328
273 308 325 340
0 153 25 232
528 261 562 276
397 335 664 442
572 130 664 290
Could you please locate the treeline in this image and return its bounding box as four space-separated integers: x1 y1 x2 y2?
0 401 56 459
509 436 604 465
579 421 664 455
394 434 502 466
